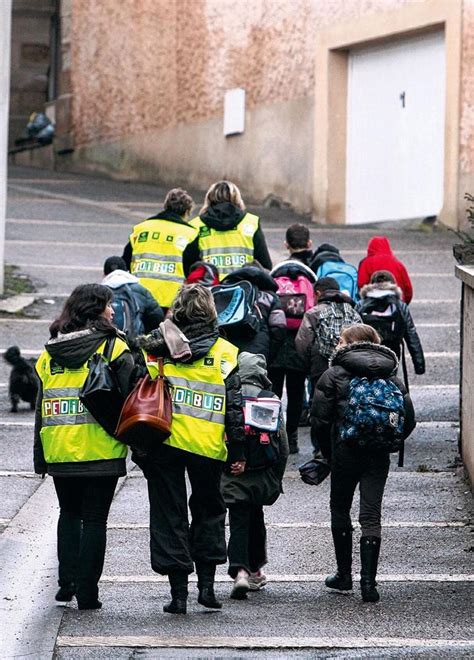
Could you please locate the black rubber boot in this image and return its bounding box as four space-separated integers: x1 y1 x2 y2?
288 430 299 454
196 562 222 609
325 528 353 591
163 571 188 614
55 582 76 603
360 536 381 603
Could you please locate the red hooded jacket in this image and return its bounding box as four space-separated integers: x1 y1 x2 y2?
357 237 413 304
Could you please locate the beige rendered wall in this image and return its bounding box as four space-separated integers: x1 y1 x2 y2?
459 0 474 226
67 0 417 209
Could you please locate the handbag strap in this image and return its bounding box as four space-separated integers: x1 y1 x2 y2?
104 336 116 363
157 357 164 378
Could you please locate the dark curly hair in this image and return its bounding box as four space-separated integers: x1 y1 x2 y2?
164 188 194 217
49 284 115 338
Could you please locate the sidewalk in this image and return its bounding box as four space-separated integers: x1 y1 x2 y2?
1 166 472 658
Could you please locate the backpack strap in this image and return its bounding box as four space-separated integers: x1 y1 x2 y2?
104 336 116 362
398 341 409 468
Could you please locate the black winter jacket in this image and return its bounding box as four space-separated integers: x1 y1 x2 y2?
221 266 286 361
198 202 272 270
137 320 246 464
356 282 425 375
122 210 200 277
34 328 135 477
311 342 416 460
309 243 344 273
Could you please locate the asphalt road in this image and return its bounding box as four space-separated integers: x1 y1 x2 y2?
0 166 472 659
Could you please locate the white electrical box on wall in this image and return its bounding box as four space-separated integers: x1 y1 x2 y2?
223 88 245 136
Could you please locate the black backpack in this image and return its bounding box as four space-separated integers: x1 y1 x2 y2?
109 284 144 342
212 281 261 339
243 389 282 471
359 296 405 346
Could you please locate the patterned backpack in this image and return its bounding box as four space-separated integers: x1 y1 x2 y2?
340 376 405 452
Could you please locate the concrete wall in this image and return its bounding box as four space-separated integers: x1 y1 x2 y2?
9 0 55 147
456 265 474 489
48 0 474 220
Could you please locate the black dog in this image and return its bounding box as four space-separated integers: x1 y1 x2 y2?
3 346 39 413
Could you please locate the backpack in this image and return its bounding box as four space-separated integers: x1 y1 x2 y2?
109 284 144 341
317 261 359 301
340 376 405 452
317 303 358 359
211 280 261 339
271 261 316 330
243 389 282 470
359 296 406 346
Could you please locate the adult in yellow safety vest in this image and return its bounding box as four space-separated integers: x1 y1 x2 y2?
191 180 272 280
34 284 135 610
122 188 200 312
135 284 246 615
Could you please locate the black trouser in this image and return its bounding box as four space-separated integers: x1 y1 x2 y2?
146 444 227 575
53 475 118 603
227 503 267 578
330 445 390 538
268 368 306 437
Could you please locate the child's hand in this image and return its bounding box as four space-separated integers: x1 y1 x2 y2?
230 461 246 475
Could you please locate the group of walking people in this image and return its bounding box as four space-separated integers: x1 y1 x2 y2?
33 180 421 612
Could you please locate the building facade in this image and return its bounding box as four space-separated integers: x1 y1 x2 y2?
9 0 474 227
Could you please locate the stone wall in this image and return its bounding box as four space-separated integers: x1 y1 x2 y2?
456 265 474 489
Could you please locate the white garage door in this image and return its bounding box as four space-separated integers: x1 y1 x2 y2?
346 31 445 225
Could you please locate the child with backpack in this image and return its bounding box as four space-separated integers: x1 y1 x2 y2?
102 256 164 342
269 224 317 453
311 324 415 602
310 244 360 301
357 271 425 378
222 352 289 599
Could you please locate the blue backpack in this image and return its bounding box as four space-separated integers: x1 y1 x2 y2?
109 284 144 341
340 377 405 452
317 261 359 301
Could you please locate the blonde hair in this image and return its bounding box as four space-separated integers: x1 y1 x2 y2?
171 284 217 326
200 180 245 214
340 324 381 345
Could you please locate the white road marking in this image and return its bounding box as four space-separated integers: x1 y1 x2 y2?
56 635 474 650
99 574 474 584
0 318 51 323
411 299 458 304
417 421 459 428
424 352 459 358
7 218 130 228
8 239 123 248
8 178 82 184
0 518 10 524
417 323 458 327
411 384 458 390
0 471 37 477
0 421 34 427
107 521 467 530
13 263 101 271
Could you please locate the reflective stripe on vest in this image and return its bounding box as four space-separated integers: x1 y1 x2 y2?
130 219 198 307
145 338 238 461
191 213 259 280
36 338 129 465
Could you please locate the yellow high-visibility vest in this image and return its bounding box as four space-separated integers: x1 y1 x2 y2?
145 338 238 461
36 338 129 465
190 213 259 280
129 218 198 307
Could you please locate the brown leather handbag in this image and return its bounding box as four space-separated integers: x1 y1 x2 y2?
115 358 172 450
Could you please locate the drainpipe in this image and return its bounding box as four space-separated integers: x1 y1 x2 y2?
0 0 12 294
